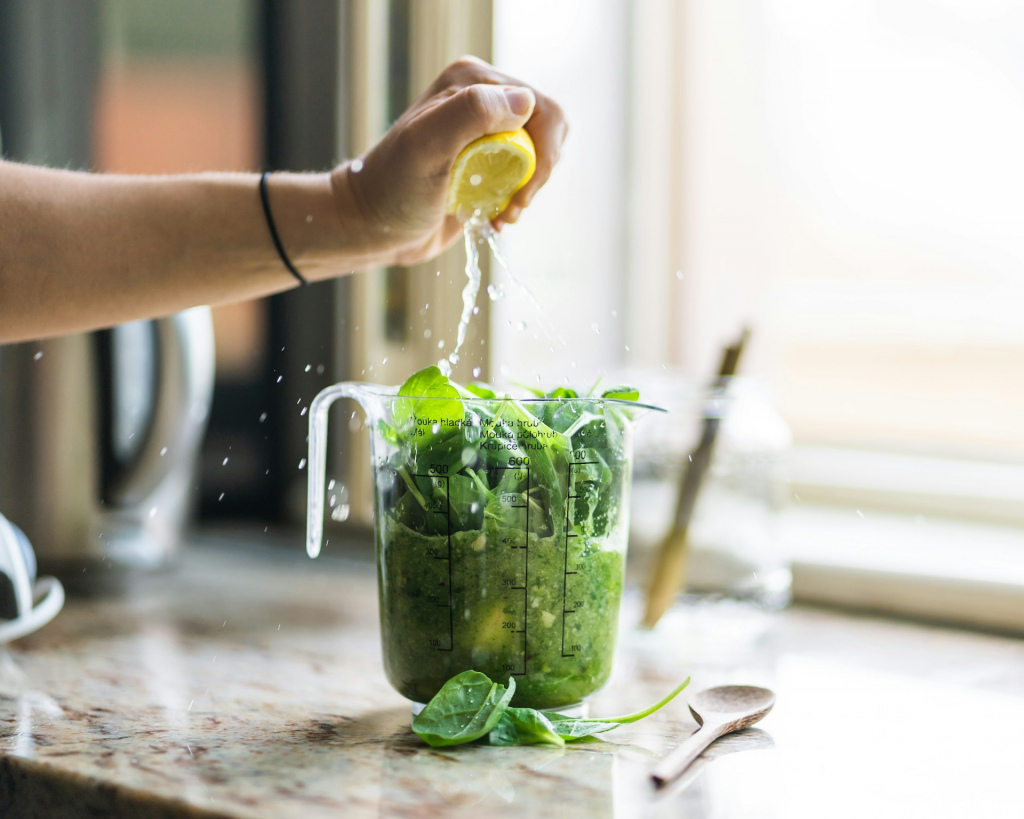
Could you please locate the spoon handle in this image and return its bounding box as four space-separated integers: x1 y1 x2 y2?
651 724 721 787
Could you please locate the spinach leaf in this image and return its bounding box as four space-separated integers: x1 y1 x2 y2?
445 473 487 530
394 365 465 435
411 671 516 748
386 366 642 551
488 707 565 747
410 671 689 748
600 386 640 402
510 381 546 398
465 382 497 399
544 718 620 741
547 676 691 726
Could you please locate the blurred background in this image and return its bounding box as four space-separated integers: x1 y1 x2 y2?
0 0 1022 630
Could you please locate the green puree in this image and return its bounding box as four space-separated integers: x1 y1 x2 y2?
374 366 640 710
379 518 625 709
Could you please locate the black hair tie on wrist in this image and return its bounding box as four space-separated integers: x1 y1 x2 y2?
259 171 308 286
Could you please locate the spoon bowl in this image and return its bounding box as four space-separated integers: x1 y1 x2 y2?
652 684 776 788
689 684 776 728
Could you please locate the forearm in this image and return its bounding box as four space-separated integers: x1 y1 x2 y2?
0 161 388 343
0 59 568 343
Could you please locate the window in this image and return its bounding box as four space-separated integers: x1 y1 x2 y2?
487 0 1024 629
497 0 1024 460
95 0 271 516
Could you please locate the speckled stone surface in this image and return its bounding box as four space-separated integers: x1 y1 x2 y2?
1 536 1023 818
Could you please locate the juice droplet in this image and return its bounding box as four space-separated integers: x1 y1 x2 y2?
330 504 350 522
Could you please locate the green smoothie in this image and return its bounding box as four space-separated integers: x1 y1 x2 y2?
379 517 625 709
373 366 640 710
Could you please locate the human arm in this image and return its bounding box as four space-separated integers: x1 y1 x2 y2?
0 57 567 343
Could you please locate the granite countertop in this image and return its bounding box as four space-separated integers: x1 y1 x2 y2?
1 535 1024 818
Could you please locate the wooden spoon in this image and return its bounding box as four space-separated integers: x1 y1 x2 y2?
651 684 776 788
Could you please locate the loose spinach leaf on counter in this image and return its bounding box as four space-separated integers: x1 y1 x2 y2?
544 718 620 741
488 707 565 747
542 676 693 741
412 671 516 748
409 671 690 748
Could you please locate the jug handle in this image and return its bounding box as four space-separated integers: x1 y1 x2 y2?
106 308 215 507
306 382 367 558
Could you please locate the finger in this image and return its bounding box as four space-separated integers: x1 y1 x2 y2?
421 58 568 203
428 56 512 95
515 98 568 208
412 83 536 168
499 204 524 224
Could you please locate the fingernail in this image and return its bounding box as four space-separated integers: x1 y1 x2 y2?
505 87 535 117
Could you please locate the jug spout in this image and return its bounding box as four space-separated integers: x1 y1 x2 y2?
306 382 374 558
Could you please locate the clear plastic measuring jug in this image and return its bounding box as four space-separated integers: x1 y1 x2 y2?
306 378 662 710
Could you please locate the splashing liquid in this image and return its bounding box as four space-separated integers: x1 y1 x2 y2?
438 214 488 377
486 230 558 341
438 214 559 376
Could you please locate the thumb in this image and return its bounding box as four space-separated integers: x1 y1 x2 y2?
419 84 536 162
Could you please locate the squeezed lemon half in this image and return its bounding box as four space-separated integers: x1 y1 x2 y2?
446 129 536 220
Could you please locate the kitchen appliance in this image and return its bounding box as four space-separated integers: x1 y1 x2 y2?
306 380 662 709
0 308 215 587
0 513 63 641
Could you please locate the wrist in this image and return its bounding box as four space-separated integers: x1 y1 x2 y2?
263 168 395 282
328 161 402 268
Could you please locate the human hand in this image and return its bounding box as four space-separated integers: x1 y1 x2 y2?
330 56 568 267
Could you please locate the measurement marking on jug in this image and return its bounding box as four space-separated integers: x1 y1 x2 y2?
461 463 531 675
513 462 530 676
413 471 454 652
563 457 600 657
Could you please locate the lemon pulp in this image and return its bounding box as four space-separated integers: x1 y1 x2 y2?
446 129 536 221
